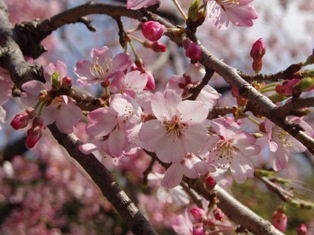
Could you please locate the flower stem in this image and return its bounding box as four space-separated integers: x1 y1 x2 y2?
172 0 188 20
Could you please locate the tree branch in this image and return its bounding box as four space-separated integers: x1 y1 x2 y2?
48 124 158 235
184 178 285 235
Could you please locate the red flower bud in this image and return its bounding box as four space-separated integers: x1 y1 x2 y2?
141 21 166 42
190 207 205 222
213 208 224 221
272 208 287 232
206 175 216 189
250 38 266 60
10 108 35 130
297 224 307 235
184 41 202 60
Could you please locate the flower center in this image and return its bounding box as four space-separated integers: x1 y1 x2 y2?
163 115 187 138
273 127 294 148
212 138 237 167
90 56 112 79
217 0 240 7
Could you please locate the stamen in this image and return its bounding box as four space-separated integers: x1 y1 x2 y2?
90 56 113 79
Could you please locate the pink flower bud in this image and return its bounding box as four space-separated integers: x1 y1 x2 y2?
141 21 166 42
250 38 266 60
206 176 216 189
213 208 224 221
26 126 42 148
26 117 44 148
276 79 300 96
297 224 307 235
190 208 205 222
272 209 287 232
10 108 35 130
193 223 205 235
62 76 72 88
144 71 155 90
152 41 167 52
184 41 202 60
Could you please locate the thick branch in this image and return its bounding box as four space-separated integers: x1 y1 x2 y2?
48 124 158 235
184 178 284 235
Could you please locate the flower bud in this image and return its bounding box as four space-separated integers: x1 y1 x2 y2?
272 208 287 232
26 126 42 148
26 117 44 148
297 224 307 235
10 108 35 130
62 76 72 88
250 38 266 60
276 78 300 96
141 21 166 42
190 207 205 222
206 175 216 190
213 208 224 221
144 71 155 90
151 41 167 52
192 223 205 235
184 40 202 60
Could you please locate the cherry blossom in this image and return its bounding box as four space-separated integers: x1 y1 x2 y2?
206 0 258 29
74 46 132 86
127 0 159 9
20 61 82 135
260 117 314 171
207 117 261 183
161 152 215 188
139 90 209 163
166 63 221 109
81 94 142 158
172 209 193 235
110 70 148 97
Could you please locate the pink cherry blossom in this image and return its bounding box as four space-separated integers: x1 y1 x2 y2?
207 117 261 183
110 71 148 97
260 117 313 171
161 152 215 188
166 63 221 109
172 209 193 235
82 94 142 158
127 0 159 9
207 0 258 29
20 62 82 134
74 46 131 86
139 90 209 163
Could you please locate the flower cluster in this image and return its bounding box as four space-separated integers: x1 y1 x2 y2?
11 61 82 148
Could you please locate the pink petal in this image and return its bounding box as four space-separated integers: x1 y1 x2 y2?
56 102 82 134
156 135 186 163
230 154 254 183
41 106 57 125
79 143 98 154
108 129 126 157
139 119 166 152
74 60 94 80
151 91 181 121
161 163 184 188
87 108 116 138
177 100 208 124
182 125 209 153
